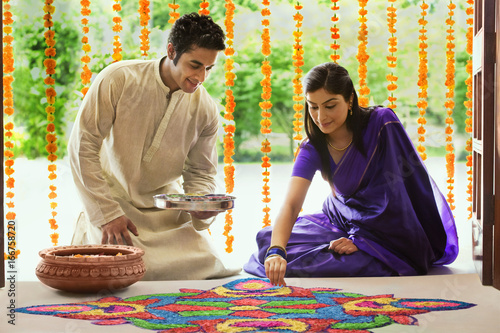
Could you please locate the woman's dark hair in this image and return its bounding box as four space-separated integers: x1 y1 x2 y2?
303 62 375 184
168 12 225 65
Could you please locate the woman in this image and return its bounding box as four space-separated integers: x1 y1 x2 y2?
244 62 458 286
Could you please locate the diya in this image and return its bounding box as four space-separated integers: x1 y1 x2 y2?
36 244 146 293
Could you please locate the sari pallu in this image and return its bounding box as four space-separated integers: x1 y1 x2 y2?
244 108 458 278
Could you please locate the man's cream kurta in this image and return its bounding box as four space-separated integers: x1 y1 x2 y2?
68 57 239 280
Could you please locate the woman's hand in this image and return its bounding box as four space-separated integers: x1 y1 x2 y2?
329 237 358 254
265 255 287 286
101 215 139 246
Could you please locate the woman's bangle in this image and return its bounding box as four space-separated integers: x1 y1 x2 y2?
265 246 287 261
266 245 287 256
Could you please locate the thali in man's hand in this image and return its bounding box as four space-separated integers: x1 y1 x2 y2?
153 194 236 212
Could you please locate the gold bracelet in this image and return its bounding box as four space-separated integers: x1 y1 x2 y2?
266 245 287 257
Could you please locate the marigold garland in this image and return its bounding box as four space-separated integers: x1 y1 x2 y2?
43 0 59 246
138 0 151 58
292 1 304 160
416 0 429 160
80 0 92 97
356 0 370 107
386 0 398 110
222 0 236 253
444 0 456 211
329 0 340 63
260 0 272 228
464 0 474 218
3 0 20 260
168 1 180 24
112 0 122 62
199 0 210 16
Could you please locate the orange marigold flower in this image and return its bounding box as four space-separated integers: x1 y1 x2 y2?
44 77 55 85
259 101 273 110
46 143 58 153
6 177 15 189
45 87 57 98
4 167 14 176
46 133 57 142
260 119 272 127
43 58 57 69
44 47 56 57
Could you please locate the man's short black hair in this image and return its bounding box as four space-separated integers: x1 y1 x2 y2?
168 12 225 65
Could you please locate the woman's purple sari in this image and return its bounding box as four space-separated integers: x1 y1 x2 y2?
244 108 458 277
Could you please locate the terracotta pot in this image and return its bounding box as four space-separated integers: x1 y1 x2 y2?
36 244 146 293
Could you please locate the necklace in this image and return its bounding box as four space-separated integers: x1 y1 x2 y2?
327 138 352 152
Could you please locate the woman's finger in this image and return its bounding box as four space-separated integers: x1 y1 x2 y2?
278 260 287 286
265 258 276 284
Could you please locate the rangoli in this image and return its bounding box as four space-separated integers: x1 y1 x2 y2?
17 278 475 332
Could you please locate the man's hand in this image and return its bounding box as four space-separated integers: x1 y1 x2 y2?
328 237 358 255
101 215 139 246
188 211 219 220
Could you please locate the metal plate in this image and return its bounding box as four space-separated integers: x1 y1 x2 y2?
153 194 236 212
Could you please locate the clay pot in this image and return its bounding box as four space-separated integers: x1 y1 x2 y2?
36 244 146 293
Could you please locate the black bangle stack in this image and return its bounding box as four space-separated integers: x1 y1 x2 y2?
265 245 287 261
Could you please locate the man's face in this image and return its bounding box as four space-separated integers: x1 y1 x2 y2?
167 44 219 94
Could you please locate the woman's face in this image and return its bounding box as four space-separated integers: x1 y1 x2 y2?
306 88 350 135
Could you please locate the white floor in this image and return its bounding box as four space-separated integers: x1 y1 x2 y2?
6 156 475 281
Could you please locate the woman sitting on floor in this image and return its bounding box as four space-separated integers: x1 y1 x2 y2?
244 62 458 286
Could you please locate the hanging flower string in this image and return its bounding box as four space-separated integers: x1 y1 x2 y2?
329 0 340 63
3 0 20 260
292 1 304 160
168 1 180 24
444 0 456 211
260 0 272 228
386 0 398 110
356 0 370 107
138 0 151 58
199 0 210 16
464 0 474 218
222 0 236 253
43 0 59 246
112 0 122 62
416 0 429 160
80 0 92 97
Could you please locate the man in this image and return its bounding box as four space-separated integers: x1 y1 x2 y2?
68 13 240 280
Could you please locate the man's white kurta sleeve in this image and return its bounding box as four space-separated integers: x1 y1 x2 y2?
182 101 219 230
68 70 125 227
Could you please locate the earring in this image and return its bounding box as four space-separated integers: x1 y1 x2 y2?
349 107 353 116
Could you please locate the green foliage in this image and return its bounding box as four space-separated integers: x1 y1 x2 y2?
11 9 81 159
150 0 260 31
7 0 470 162
8 0 151 159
